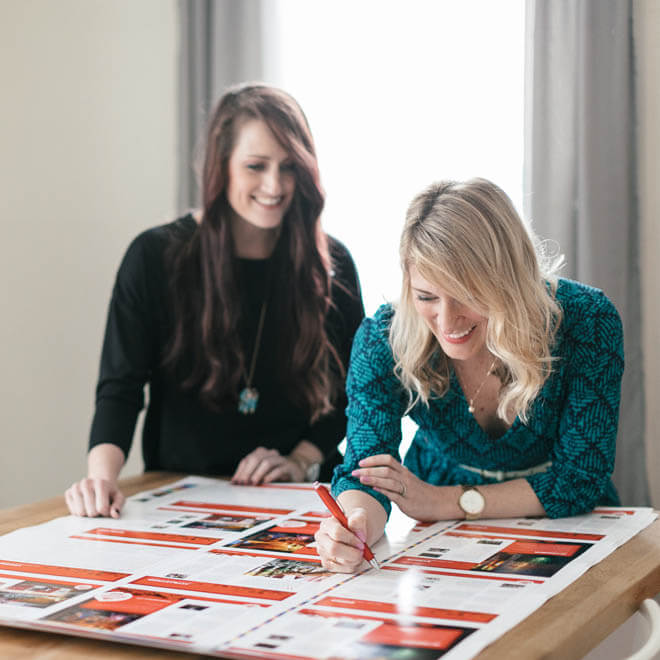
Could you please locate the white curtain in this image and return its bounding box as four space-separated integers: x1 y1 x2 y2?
524 0 649 505
177 0 266 210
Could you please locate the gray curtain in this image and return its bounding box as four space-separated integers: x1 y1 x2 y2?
178 0 266 210
524 0 649 505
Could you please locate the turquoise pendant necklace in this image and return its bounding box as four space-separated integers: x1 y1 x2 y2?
238 301 267 415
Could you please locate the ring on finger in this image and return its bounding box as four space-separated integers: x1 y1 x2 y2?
400 482 406 497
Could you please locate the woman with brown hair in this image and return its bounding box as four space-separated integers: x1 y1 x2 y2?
65 83 364 517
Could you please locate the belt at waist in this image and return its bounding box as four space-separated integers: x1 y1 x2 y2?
458 461 552 482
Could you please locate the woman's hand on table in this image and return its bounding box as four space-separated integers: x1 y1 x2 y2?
232 441 322 485
315 507 369 573
351 454 443 521
231 447 304 484
65 477 125 518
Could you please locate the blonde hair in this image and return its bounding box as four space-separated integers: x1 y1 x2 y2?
390 178 563 424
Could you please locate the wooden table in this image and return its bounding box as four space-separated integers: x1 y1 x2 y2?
0 472 658 659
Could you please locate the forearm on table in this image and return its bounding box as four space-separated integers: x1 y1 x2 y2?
337 489 388 545
87 443 126 483
436 478 545 520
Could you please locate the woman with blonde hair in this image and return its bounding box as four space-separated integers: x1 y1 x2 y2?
315 178 623 573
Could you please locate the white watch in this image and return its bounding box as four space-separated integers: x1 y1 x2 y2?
289 455 321 482
304 462 321 482
458 485 485 520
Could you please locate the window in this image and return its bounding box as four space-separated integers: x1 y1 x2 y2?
266 1 525 455
267 0 525 315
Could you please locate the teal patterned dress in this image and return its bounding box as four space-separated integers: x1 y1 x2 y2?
332 278 624 519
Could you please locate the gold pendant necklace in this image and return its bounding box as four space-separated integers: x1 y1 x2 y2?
237 301 267 415
467 357 498 414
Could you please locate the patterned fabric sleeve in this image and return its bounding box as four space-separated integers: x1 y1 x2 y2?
331 305 408 517
527 288 624 517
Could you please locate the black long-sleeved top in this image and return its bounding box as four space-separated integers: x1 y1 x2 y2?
89 215 365 480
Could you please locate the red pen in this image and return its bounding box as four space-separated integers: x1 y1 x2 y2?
313 481 380 570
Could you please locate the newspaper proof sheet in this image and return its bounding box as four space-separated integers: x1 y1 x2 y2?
0 476 655 659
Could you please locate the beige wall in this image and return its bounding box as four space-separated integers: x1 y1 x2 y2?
0 0 177 507
636 0 660 507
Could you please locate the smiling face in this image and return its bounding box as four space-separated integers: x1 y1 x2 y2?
226 119 296 232
409 265 489 364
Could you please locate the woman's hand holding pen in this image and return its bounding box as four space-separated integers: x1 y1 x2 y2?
315 508 370 573
314 488 387 573
351 454 443 522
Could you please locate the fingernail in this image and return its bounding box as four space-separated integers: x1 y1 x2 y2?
351 470 360 477
355 531 366 543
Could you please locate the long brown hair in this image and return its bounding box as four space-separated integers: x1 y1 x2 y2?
163 83 341 421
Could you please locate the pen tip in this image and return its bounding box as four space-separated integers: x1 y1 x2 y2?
369 558 381 570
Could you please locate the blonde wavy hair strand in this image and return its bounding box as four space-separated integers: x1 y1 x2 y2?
389 178 563 424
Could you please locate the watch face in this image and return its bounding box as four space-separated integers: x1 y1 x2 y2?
306 463 321 482
460 488 485 515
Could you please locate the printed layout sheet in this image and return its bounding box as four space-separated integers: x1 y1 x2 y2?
0 476 655 659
